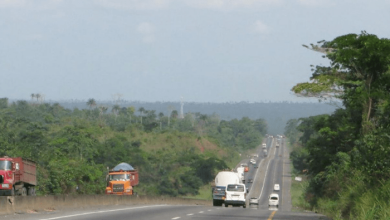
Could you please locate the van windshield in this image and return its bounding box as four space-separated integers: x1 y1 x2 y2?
227 185 244 192
270 196 278 200
0 161 11 170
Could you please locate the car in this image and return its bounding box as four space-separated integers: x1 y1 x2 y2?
224 184 247 208
249 197 259 205
248 179 253 183
268 193 279 208
274 184 280 191
254 165 258 168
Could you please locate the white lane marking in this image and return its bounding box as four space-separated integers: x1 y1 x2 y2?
258 158 272 200
39 205 167 220
199 211 204 213
187 213 194 216
208 209 212 211
172 217 181 220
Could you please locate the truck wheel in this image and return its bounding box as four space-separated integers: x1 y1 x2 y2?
28 187 36 196
225 204 228 208
213 200 217 206
243 205 246 208
21 187 27 196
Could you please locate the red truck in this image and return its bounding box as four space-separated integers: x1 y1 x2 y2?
0 157 37 196
105 163 139 195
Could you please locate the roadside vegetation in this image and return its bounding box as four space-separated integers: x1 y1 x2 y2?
286 32 390 219
0 98 267 197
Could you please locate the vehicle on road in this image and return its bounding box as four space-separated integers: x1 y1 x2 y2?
262 143 266 149
254 165 258 168
0 157 36 196
249 197 259 205
224 184 247 208
263 149 268 157
213 171 241 206
247 179 253 183
250 159 256 165
268 193 279 208
241 163 249 172
274 184 280 191
106 163 139 195
236 167 245 183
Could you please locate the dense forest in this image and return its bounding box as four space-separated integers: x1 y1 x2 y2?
286 32 390 219
30 100 337 135
0 97 267 196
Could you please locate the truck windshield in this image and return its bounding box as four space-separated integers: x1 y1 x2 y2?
109 174 129 180
0 161 12 170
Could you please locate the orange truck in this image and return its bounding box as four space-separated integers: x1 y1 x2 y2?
105 163 139 195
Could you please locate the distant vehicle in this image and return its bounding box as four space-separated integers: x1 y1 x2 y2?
254 165 258 168
274 184 280 191
268 193 279 208
248 179 253 183
250 159 256 165
276 143 280 148
241 163 249 172
249 197 259 205
262 143 267 149
224 184 247 208
263 149 268 157
213 171 241 206
236 167 245 183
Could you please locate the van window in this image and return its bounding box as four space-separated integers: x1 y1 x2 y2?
227 185 244 192
270 196 278 200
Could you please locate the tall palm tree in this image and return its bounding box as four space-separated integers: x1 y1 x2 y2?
86 98 96 109
112 105 120 115
35 93 41 102
138 107 145 124
30 93 35 102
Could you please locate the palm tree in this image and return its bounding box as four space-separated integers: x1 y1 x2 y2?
138 107 145 124
86 98 97 109
35 93 41 103
112 105 120 115
30 93 35 102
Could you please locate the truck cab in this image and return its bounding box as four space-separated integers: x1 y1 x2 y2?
0 157 36 196
105 163 139 195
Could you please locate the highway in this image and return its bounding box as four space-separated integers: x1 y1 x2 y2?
0 136 328 220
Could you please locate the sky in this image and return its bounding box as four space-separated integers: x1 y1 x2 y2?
1 0 390 103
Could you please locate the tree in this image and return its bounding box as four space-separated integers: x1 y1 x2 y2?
86 98 97 109
138 107 145 124
30 93 35 102
294 32 390 134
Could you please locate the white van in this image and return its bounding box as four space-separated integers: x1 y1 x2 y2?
268 193 279 208
224 184 247 208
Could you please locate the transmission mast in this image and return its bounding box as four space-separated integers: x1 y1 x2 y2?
179 97 184 119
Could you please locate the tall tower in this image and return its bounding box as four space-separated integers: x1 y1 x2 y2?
179 97 184 119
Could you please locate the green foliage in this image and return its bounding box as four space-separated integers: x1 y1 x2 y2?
287 32 390 219
0 98 265 197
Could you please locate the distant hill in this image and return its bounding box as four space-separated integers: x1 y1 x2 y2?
43 100 338 135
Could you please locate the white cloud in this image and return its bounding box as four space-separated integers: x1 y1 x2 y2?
137 22 155 43
185 0 282 10
298 0 334 7
253 20 270 34
0 0 27 8
137 22 154 34
96 0 171 10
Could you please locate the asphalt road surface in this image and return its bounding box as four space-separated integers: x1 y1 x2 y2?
0 137 328 220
